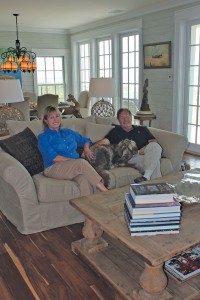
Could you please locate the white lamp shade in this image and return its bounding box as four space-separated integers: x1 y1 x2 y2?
89 78 117 98
0 79 24 103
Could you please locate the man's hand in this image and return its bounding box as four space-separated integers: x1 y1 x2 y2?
139 139 157 155
94 138 110 145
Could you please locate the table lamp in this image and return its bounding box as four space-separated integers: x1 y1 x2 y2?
0 79 24 136
89 77 117 117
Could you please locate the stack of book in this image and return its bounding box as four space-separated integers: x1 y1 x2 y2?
124 182 182 236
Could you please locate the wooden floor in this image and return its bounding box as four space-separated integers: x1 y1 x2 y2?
0 152 199 300
0 214 124 300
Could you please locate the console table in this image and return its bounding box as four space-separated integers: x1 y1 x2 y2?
70 173 200 300
134 114 156 126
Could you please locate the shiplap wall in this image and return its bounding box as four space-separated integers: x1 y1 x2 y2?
142 8 175 131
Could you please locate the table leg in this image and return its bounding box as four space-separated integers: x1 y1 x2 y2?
133 262 172 300
72 217 108 254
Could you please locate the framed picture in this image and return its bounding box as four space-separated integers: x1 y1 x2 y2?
143 41 171 69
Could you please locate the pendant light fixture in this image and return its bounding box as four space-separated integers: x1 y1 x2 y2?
0 14 37 73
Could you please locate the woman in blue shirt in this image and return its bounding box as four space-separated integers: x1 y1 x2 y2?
38 106 107 196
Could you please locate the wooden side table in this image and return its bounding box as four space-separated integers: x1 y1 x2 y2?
134 113 156 126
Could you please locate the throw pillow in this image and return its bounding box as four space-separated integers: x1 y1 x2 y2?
0 127 44 176
6 119 43 137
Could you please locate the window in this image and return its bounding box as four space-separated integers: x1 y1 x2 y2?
98 39 112 77
79 43 90 91
120 33 140 115
173 5 200 154
71 18 142 111
187 24 200 145
36 56 65 102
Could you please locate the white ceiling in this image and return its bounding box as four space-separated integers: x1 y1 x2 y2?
0 0 198 33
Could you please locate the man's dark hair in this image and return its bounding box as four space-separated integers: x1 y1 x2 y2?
117 108 132 119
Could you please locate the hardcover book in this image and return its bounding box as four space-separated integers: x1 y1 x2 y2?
125 193 181 215
165 246 200 281
129 183 176 203
124 214 180 236
124 204 181 224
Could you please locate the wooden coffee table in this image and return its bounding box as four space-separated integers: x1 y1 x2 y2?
70 173 200 300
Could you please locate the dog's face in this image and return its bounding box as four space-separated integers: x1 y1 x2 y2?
118 139 138 161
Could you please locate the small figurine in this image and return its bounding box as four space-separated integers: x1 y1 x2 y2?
140 78 151 112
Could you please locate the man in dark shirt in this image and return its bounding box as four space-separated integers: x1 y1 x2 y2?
98 108 162 183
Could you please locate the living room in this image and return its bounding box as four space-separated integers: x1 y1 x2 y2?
0 1 200 299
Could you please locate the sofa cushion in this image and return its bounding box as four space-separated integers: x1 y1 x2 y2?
0 127 44 176
61 118 87 135
95 116 120 125
6 119 43 137
33 173 81 203
85 122 114 142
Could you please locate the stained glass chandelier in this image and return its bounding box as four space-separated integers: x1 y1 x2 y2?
0 14 37 73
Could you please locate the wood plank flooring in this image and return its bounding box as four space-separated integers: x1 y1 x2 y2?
0 214 123 300
0 152 199 300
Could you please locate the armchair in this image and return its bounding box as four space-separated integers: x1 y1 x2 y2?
78 91 91 118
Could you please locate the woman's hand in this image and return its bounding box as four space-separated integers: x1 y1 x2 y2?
83 148 93 160
83 142 93 160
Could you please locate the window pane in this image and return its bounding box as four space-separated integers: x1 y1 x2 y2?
191 24 200 44
54 57 63 70
129 36 135 51
188 105 197 124
122 37 128 52
37 57 45 70
189 86 198 105
190 46 200 65
37 71 45 84
129 53 134 68
187 124 196 143
46 57 54 70
123 53 128 68
55 71 63 84
122 84 128 98
189 66 199 85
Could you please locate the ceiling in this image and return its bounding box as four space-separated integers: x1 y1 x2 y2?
0 0 197 33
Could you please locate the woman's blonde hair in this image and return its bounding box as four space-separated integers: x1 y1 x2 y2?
42 105 62 130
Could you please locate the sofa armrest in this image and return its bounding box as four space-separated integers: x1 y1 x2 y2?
0 150 38 204
149 127 188 173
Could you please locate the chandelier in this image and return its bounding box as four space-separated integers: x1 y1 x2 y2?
0 14 37 73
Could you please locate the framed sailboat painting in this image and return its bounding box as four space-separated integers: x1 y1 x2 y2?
143 41 171 69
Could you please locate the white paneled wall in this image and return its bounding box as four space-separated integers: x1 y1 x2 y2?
142 9 175 131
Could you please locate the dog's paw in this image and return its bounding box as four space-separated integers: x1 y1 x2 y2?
127 163 144 174
98 171 110 189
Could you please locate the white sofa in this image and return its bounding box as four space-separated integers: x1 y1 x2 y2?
0 115 188 234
